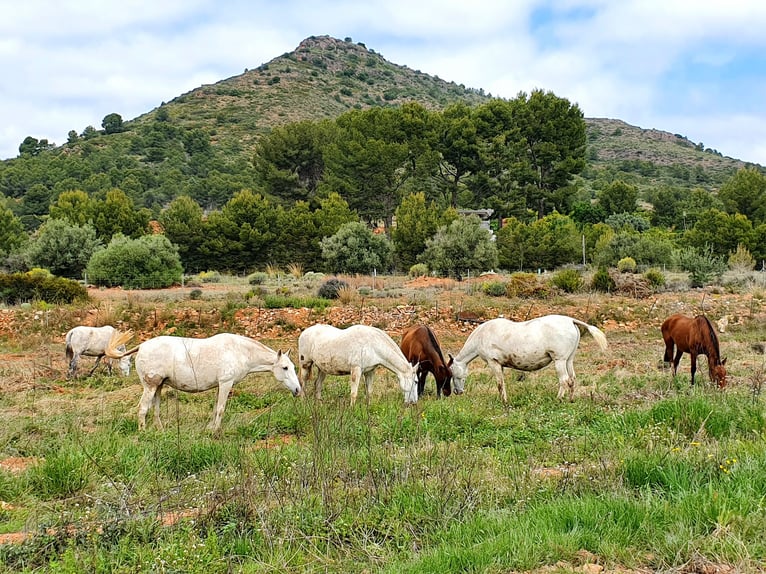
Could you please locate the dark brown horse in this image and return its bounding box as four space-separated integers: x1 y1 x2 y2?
661 314 727 388
400 325 452 397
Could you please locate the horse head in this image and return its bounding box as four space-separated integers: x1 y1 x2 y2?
449 354 466 395
713 358 728 388
404 361 420 404
436 357 454 397
274 349 303 397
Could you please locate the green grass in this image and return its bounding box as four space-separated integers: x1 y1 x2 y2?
1 290 766 572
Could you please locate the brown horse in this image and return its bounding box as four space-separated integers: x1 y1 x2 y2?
661 314 727 388
400 325 452 397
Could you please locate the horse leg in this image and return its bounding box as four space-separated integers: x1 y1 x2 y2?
152 387 163 429
417 368 427 397
487 360 507 404
314 371 326 400
672 349 684 378
663 339 674 365
690 353 697 386
553 358 574 401
566 356 577 401
88 355 103 376
209 379 235 432
137 382 159 431
349 366 363 405
67 353 79 379
363 371 374 401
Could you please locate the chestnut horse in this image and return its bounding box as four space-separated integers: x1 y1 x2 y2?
400 325 452 398
661 314 727 388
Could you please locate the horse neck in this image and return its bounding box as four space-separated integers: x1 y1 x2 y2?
697 317 722 365
455 331 481 365
242 338 277 372
377 336 412 375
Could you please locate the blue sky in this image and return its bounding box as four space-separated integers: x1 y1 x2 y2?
2 0 766 165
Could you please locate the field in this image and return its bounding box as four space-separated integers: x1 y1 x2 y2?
1 273 765 573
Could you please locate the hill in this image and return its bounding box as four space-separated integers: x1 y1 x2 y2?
0 34 760 215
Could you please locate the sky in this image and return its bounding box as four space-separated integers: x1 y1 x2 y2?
2 0 766 165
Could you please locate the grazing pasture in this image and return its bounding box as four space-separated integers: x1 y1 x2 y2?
1 275 765 573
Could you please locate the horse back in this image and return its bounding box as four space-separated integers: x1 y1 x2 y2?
401 325 446 368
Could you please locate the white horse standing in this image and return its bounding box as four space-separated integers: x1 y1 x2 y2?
65 325 132 378
450 315 608 403
106 333 302 431
298 324 419 405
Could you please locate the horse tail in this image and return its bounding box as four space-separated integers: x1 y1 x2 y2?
104 330 140 359
572 319 609 351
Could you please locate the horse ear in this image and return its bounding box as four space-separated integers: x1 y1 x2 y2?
722 357 727 365
447 355 454 367
277 349 283 358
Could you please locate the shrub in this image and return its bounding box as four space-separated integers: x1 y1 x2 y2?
505 272 550 298
189 289 203 300
408 263 429 278
481 280 507 297
728 244 756 272
643 268 666 289
591 266 616 293
197 271 221 283
86 234 183 289
248 272 269 285
0 272 88 305
673 246 726 288
317 277 349 299
617 257 637 273
550 269 583 293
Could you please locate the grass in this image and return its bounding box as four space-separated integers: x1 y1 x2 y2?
1 277 765 572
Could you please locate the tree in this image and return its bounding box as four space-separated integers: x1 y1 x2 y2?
200 189 278 272
86 234 183 288
27 219 102 278
49 190 95 226
419 215 498 278
322 108 411 228
496 212 580 271
506 90 586 218
433 102 480 208
90 188 151 242
320 221 392 274
253 120 335 203
312 192 357 239
0 198 27 256
682 208 755 258
159 196 206 273
718 167 766 224
597 180 638 216
18 136 52 156
392 192 453 270
101 113 124 134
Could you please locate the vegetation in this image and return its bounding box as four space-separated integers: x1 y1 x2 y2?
0 281 765 572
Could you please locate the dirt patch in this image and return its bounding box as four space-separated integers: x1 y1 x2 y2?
0 457 37 473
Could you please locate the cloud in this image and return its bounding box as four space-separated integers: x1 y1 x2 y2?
2 1 766 164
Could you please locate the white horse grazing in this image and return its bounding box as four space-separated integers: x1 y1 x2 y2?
65 325 132 378
298 324 419 405
106 333 302 431
450 315 608 403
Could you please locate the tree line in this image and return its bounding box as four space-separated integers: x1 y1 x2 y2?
1 89 766 286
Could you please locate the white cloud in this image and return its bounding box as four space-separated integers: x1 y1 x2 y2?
2 0 766 164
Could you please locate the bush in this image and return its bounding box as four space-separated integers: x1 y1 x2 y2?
248 272 269 285
643 268 666 289
617 257 637 273
591 266 616 293
673 246 726 288
0 272 88 305
408 263 429 278
550 269 583 293
86 234 183 289
197 271 221 283
505 272 551 298
728 244 756 272
317 277 349 299
481 280 507 297
189 289 203 300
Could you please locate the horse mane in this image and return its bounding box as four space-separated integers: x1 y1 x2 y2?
424 325 447 364
696 315 721 356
